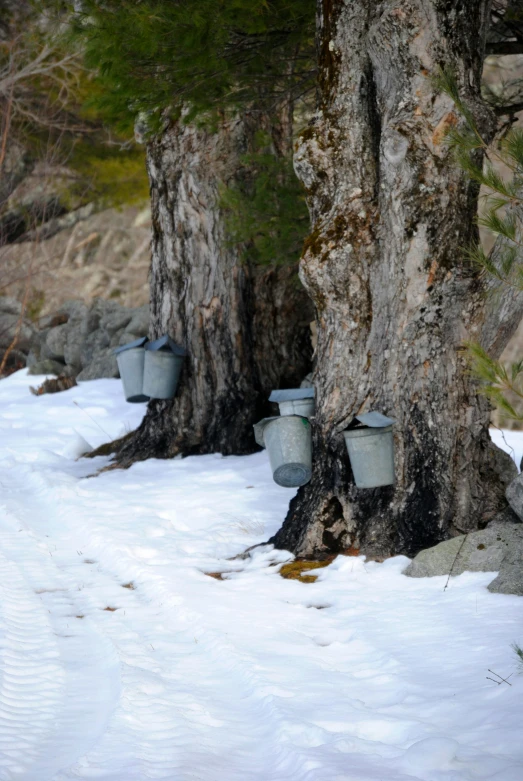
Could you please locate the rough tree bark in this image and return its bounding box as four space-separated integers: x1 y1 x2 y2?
117 114 312 464
270 0 523 559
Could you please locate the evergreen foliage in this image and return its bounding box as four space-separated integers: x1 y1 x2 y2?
436 68 523 421
219 132 308 266
66 0 315 268
67 0 315 129
67 142 149 209
467 343 523 421
513 642 523 671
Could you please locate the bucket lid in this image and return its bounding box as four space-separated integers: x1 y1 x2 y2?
350 411 396 428
113 336 149 355
269 388 315 403
146 334 187 356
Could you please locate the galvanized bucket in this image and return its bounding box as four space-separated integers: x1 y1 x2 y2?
143 335 186 400
114 337 150 403
269 388 315 419
343 412 395 488
254 415 312 488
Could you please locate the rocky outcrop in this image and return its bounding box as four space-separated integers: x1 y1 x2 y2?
27 298 148 381
506 472 523 521
404 515 523 596
1 202 151 315
0 295 36 371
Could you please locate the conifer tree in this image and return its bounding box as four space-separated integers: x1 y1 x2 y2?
69 0 317 461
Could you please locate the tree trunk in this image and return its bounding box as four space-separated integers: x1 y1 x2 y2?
117 115 312 465
270 0 522 560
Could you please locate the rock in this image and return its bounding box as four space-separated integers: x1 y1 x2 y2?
76 349 118 381
63 325 87 369
39 328 68 363
45 324 68 360
28 358 67 376
79 334 110 371
26 328 49 366
490 505 521 525
25 346 41 368
1 205 150 316
0 295 35 353
125 305 149 338
103 309 133 337
26 297 149 382
474 442 519 530
5 348 27 371
488 541 523 596
506 472 523 522
62 300 92 368
38 312 69 330
59 300 89 321
404 522 523 595
0 296 22 316
488 440 518 488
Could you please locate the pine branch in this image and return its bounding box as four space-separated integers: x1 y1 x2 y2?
467 343 523 420
513 642 523 671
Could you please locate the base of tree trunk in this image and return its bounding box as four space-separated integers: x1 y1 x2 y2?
114 392 265 468
264 0 522 560
109 116 313 470
269 418 517 560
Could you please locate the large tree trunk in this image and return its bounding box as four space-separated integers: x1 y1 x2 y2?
117 115 312 465
270 0 522 559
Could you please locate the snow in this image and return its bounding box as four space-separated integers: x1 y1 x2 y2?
490 427 523 472
0 369 522 781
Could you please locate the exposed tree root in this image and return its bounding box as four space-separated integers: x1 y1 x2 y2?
83 430 136 460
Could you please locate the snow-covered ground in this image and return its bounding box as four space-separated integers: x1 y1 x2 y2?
490 428 523 473
0 369 521 781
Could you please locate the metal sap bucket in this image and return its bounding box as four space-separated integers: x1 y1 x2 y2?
114 337 150 403
143 335 187 400
269 387 315 419
343 411 395 488
254 415 312 487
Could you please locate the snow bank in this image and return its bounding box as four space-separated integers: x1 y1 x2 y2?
0 369 521 780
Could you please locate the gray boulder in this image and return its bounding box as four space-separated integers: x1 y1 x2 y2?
59 300 89 322
488 540 523 595
27 326 66 368
404 521 523 595
45 323 68 360
103 308 134 337
0 295 35 354
0 296 22 317
125 306 148 338
28 358 68 377
506 472 523 522
76 349 119 381
26 298 149 381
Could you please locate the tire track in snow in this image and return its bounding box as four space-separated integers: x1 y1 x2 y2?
4 465 321 781
0 550 64 780
0 488 121 781
59 559 317 781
